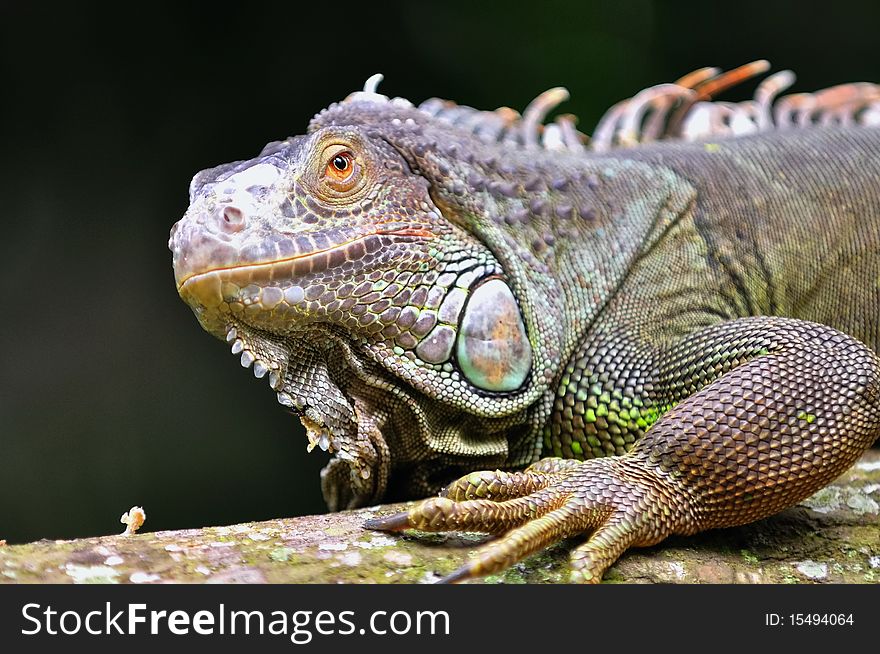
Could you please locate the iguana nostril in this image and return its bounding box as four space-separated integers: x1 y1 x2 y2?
221 206 246 233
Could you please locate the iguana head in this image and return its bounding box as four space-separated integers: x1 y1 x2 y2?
169 78 562 509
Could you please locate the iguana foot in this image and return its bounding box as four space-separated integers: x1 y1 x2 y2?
365 456 687 583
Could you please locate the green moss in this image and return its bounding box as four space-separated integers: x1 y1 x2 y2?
740 549 759 565
269 547 296 562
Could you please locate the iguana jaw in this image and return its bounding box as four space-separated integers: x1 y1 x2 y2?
175 228 431 340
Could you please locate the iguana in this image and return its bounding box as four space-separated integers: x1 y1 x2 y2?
169 62 880 583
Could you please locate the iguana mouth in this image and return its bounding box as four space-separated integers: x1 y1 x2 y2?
177 227 433 294
176 234 383 305
175 227 433 338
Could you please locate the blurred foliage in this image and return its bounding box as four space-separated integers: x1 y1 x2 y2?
1 1 878 543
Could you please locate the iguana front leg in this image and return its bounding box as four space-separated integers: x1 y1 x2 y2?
367 317 880 583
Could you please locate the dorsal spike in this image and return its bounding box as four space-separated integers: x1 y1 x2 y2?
522 87 570 147
691 60 771 100
363 73 384 94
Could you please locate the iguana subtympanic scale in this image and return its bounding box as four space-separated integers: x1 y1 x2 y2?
169 64 880 582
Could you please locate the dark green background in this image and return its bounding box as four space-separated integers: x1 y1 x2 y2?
2 1 878 543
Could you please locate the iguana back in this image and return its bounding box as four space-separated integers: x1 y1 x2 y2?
602 128 880 351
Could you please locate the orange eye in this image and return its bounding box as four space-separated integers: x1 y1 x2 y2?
326 151 354 181
319 145 364 196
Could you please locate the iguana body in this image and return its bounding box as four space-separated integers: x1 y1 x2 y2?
169 65 880 582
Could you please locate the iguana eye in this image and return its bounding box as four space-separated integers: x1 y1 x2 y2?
323 149 360 192
331 153 351 175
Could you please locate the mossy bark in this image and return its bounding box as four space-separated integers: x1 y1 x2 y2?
2 450 878 584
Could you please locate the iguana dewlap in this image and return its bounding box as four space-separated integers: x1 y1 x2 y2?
169 64 880 583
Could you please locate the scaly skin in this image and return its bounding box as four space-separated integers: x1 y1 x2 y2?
170 67 880 582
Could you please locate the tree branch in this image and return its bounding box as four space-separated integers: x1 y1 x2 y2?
2 451 878 584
